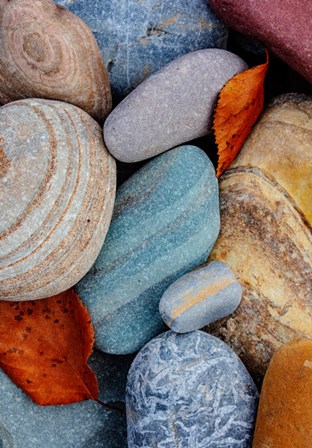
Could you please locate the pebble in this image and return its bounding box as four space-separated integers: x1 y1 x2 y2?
55 0 228 100
76 145 220 354
0 0 111 122
126 331 258 448
0 350 129 448
207 94 312 380
159 261 242 333
0 99 116 301
104 49 247 162
209 0 312 84
252 339 312 448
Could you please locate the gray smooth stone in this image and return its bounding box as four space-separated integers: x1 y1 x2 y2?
104 49 247 163
0 350 133 448
126 331 258 448
159 261 242 332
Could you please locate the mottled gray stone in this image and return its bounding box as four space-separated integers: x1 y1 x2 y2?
159 261 242 333
55 0 228 100
126 331 258 448
0 350 132 448
104 49 247 163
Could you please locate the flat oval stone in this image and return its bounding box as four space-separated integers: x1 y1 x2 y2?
0 99 116 301
76 145 220 354
104 49 247 163
253 339 312 448
159 261 242 333
0 350 128 448
55 0 228 100
126 331 258 448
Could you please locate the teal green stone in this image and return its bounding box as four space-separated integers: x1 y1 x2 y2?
76 145 220 354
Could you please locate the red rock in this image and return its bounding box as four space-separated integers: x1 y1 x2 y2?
209 0 312 84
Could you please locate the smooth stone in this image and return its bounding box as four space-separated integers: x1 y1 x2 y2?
126 331 258 448
210 0 312 84
0 0 111 122
0 99 116 301
252 339 312 448
55 0 228 101
159 261 242 333
207 94 312 380
104 49 247 163
0 350 128 448
76 145 220 354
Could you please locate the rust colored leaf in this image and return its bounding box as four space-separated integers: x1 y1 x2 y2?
0 289 98 406
213 50 269 177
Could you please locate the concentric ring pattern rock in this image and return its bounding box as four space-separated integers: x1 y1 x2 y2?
207 94 312 379
104 49 247 163
76 145 220 354
0 0 112 122
0 98 116 301
126 331 258 448
55 0 228 100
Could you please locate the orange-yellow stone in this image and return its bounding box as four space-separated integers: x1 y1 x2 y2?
252 338 312 448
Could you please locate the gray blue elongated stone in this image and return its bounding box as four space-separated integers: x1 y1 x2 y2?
55 0 228 101
76 145 220 354
159 261 242 333
126 331 258 448
104 49 247 163
0 350 129 448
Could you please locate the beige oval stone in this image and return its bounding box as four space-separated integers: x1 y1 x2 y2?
206 94 312 380
0 98 116 301
252 339 312 448
0 0 112 122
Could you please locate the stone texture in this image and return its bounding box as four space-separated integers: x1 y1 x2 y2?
55 0 228 101
159 261 242 333
126 331 258 448
104 49 247 163
206 94 312 380
210 0 312 84
252 339 312 448
0 98 116 301
0 0 111 122
76 145 220 354
0 350 129 448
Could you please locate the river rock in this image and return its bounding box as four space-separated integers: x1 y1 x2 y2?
210 0 312 84
207 94 312 380
252 339 312 448
104 49 247 162
0 98 116 301
55 0 228 100
159 261 242 333
0 0 111 122
126 331 258 448
0 350 128 448
76 145 220 354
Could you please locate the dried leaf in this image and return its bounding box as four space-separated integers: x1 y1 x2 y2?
213 50 269 177
0 289 98 405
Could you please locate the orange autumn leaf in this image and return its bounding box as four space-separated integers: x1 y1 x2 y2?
0 289 98 406
214 50 269 177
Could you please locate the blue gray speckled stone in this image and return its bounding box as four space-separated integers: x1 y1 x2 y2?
159 261 242 333
126 331 258 448
104 49 247 163
55 0 228 100
76 145 220 354
0 350 130 448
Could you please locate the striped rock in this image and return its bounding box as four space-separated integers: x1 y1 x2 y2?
0 0 111 122
159 261 242 333
207 94 312 379
76 145 220 354
104 49 247 163
0 99 116 301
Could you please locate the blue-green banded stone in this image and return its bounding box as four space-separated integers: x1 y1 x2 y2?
76 145 220 354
